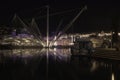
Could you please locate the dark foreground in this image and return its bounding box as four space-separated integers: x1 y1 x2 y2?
0 49 120 80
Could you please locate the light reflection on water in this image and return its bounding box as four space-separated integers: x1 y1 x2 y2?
112 72 115 80
0 48 120 80
0 48 71 58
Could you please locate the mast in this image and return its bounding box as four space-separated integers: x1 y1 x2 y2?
46 5 49 47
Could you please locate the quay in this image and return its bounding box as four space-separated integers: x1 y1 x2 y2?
91 48 120 60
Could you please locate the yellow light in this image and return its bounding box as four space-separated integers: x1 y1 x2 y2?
112 73 115 80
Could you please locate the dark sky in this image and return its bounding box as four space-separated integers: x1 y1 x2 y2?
0 0 120 34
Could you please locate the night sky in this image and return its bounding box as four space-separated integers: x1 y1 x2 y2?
0 0 120 35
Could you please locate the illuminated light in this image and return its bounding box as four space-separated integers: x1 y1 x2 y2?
52 36 57 46
54 41 57 46
24 39 30 43
80 34 90 38
118 33 120 36
98 33 104 37
53 48 57 60
112 73 115 80
15 40 20 43
105 33 111 36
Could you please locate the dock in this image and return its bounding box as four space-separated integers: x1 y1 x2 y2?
92 48 120 60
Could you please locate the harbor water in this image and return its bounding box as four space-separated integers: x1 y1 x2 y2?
0 48 120 80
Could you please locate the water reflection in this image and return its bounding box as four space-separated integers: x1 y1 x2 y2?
112 72 115 80
0 48 120 80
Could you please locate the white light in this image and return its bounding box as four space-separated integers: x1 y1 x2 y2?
54 41 57 46
118 33 120 36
